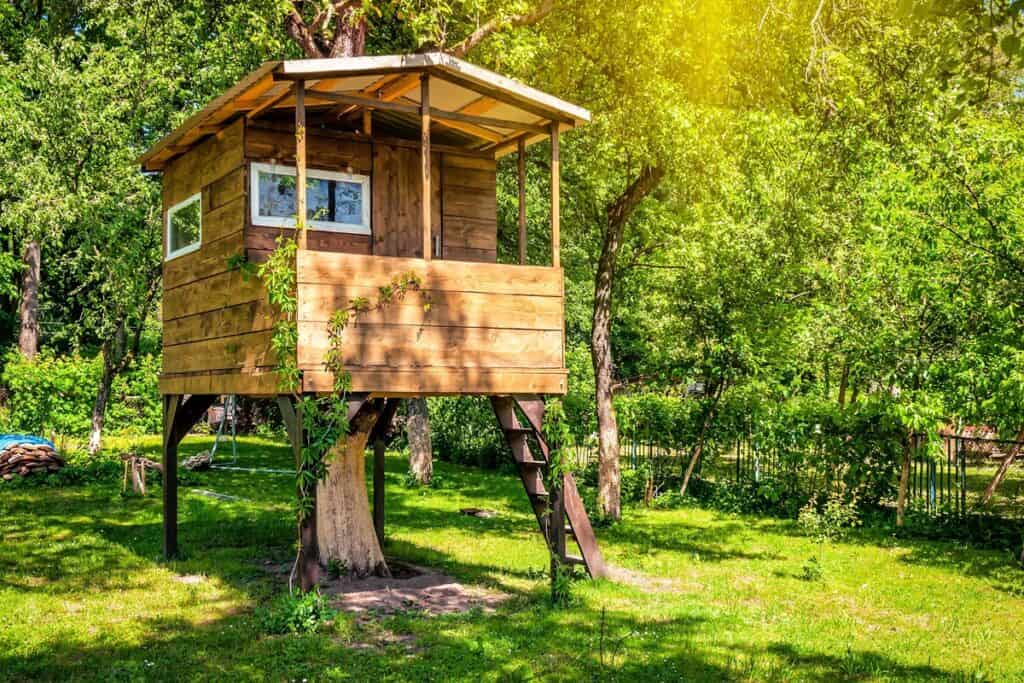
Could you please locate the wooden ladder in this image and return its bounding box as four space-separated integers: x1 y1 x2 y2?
490 395 608 579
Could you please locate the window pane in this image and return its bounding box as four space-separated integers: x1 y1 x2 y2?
256 167 366 228
334 181 363 225
170 198 200 253
308 177 331 222
258 171 297 220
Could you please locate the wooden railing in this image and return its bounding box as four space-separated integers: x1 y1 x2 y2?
296 251 567 396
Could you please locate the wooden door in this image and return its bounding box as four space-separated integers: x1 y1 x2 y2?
371 145 441 258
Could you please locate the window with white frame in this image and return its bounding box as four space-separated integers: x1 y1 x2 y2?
251 162 371 234
166 193 202 260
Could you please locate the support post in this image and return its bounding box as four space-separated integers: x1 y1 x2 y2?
518 136 527 265
162 394 182 559
295 81 308 250
278 395 319 591
373 437 385 547
162 393 217 560
362 108 372 136
550 122 560 269
420 73 432 260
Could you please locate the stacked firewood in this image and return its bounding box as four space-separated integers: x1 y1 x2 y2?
0 443 64 480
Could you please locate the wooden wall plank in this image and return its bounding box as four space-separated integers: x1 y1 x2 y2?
246 225 371 256
163 330 276 374
163 299 277 347
163 230 245 291
203 196 247 244
297 323 563 369
296 251 561 297
159 369 280 396
303 368 567 395
443 216 498 251
245 125 372 173
298 284 562 329
162 269 265 321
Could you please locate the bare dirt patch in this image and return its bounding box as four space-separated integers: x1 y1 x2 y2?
323 560 509 617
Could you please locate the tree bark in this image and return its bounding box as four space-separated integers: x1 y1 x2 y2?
17 240 40 359
317 407 389 577
285 1 366 58
980 428 1024 506
591 166 665 520
895 433 913 527
406 397 433 485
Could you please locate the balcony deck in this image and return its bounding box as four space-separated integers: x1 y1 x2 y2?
159 251 567 397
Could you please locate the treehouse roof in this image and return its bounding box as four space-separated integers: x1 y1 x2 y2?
139 53 591 171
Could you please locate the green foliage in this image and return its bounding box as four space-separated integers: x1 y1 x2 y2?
256 589 337 635
0 348 160 437
798 491 863 544
428 396 506 468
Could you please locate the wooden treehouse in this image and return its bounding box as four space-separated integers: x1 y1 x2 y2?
141 53 606 587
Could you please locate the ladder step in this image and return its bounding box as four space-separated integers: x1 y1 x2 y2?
517 458 546 467
503 427 535 436
564 554 586 566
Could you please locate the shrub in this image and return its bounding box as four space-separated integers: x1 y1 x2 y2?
428 396 505 468
256 590 337 635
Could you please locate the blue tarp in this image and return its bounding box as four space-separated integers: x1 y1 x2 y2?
0 434 57 453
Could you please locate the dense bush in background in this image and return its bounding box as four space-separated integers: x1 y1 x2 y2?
428 396 506 468
0 348 161 437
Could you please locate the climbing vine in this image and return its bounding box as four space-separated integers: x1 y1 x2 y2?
254 214 424 555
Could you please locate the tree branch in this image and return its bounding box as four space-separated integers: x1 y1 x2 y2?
449 0 556 57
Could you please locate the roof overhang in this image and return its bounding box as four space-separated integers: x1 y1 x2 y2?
139 53 591 171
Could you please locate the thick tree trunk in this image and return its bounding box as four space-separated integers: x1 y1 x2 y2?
592 235 622 520
980 428 1024 506
17 240 40 359
406 397 433 485
591 166 665 520
317 415 389 577
895 435 913 527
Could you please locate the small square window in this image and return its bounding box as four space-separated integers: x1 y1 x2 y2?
166 194 202 260
251 162 370 234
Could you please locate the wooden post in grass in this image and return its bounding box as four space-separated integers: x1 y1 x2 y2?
162 393 217 559
278 395 319 591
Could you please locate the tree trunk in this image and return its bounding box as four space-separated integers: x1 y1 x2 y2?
895 434 913 527
591 261 620 519
679 384 724 497
980 428 1024 506
591 166 665 521
17 240 40 359
317 413 389 577
837 359 850 408
406 397 433 485
88 360 114 455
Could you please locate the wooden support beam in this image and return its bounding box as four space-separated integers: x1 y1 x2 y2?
246 85 294 120
162 393 217 559
518 136 527 265
162 394 182 559
550 122 560 269
362 108 372 136
373 437 386 547
305 90 548 134
277 395 319 591
421 74 432 261
295 82 308 250
368 397 400 549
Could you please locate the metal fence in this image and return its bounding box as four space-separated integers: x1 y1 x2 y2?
563 428 1023 520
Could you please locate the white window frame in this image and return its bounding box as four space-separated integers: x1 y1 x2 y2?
165 193 202 261
250 162 371 235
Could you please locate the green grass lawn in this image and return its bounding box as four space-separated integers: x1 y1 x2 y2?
2 436 1023 682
